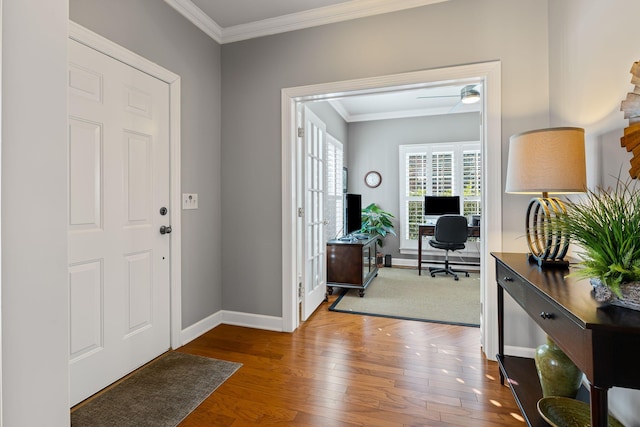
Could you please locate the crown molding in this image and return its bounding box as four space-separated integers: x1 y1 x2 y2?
327 100 350 121
164 0 223 43
166 0 449 44
222 0 448 43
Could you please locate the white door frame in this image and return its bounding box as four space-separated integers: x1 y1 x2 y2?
281 62 502 360
0 1 4 422
68 22 183 349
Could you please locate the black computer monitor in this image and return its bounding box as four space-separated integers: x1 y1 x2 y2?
345 193 362 235
424 195 460 215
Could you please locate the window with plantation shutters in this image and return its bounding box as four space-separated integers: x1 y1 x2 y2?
399 142 481 251
405 151 428 241
325 134 344 240
463 149 481 216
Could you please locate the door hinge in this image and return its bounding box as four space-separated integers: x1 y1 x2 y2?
298 207 304 217
298 127 304 138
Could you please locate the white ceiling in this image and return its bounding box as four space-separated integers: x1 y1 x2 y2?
163 0 480 120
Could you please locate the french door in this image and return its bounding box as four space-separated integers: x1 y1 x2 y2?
298 106 328 320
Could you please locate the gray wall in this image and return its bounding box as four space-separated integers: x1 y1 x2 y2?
549 0 638 189
70 0 223 328
549 1 640 424
221 0 550 320
346 113 481 259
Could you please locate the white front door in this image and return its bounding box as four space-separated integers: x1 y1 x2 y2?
68 39 171 406
300 107 328 320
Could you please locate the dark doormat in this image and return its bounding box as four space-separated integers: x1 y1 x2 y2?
71 351 242 427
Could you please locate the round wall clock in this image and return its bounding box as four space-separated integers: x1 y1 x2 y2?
364 171 382 188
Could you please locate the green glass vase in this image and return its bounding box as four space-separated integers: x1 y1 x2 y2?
534 336 582 398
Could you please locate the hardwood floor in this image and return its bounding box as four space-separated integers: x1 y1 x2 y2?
177 294 525 426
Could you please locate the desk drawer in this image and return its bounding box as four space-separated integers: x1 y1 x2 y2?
497 263 525 302
525 285 586 368
497 262 586 369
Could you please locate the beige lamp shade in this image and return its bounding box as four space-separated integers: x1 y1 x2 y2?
505 127 586 194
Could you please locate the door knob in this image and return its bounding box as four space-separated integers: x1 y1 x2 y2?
160 225 172 235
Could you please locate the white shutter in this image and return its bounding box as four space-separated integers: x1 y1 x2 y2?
463 149 481 215
405 152 428 240
325 135 344 239
431 151 454 196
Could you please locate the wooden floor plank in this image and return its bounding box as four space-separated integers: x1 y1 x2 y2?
178 292 523 426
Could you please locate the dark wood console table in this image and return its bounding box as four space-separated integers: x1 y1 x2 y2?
418 224 480 275
493 252 640 426
326 236 378 297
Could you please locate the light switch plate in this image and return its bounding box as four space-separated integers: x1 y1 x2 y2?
182 193 198 210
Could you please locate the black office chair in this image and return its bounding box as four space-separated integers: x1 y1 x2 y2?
428 215 470 281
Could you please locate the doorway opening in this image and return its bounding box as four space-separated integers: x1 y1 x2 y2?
281 61 502 360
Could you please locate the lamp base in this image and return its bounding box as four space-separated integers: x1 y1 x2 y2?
524 197 571 270
528 253 570 269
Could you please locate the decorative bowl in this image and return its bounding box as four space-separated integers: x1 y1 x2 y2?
537 397 624 427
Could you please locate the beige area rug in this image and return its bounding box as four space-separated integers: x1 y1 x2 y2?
329 267 480 326
71 351 242 427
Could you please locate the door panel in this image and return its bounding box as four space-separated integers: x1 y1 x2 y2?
125 251 153 335
69 260 103 360
68 39 171 406
68 118 102 229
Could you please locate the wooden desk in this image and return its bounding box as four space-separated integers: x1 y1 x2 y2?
493 252 640 427
417 224 480 275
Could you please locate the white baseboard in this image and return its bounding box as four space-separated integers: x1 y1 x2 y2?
383 257 481 272
220 310 283 332
388 258 415 268
179 310 284 347
505 345 536 359
180 310 224 346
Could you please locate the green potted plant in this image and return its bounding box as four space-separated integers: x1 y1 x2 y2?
361 203 396 267
559 178 640 309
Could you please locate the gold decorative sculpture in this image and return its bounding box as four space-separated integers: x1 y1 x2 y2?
620 61 640 179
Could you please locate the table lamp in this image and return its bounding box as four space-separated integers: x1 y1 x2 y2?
506 127 586 268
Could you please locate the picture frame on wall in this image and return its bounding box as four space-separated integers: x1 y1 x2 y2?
343 167 348 193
